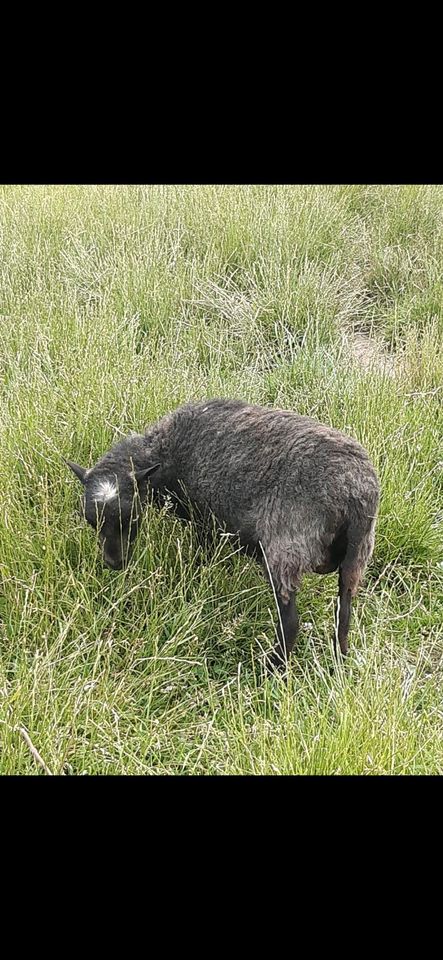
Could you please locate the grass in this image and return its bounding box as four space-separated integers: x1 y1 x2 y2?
1 183 442 775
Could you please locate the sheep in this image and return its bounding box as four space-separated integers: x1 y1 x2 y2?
65 398 380 667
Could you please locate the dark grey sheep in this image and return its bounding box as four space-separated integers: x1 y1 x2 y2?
66 399 380 667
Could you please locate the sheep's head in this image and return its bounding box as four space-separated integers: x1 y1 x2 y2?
65 459 160 569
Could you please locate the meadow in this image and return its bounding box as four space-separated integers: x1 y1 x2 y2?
0 183 442 774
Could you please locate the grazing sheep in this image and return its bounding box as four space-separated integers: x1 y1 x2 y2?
66 399 379 667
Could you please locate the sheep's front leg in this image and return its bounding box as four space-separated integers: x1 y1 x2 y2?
267 591 299 671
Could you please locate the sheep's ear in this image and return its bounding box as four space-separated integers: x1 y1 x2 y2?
64 459 87 484
134 463 161 484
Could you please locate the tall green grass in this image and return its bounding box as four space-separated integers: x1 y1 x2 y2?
1 184 442 774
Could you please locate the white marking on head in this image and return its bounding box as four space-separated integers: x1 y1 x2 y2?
93 479 118 504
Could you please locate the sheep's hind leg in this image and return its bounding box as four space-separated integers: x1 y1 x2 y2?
267 591 299 672
334 562 361 657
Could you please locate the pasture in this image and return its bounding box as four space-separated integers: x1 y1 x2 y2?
0 184 442 774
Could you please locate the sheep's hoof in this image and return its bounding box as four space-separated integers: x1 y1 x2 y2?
265 649 288 676
333 638 348 659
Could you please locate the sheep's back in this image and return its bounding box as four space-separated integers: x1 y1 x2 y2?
166 400 379 539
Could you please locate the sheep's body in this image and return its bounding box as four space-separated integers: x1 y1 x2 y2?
149 400 378 598
69 399 380 665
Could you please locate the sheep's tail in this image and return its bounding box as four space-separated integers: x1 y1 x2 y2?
342 511 377 596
